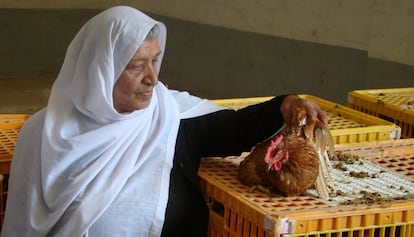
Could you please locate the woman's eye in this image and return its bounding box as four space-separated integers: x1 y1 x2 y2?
128 65 143 72
133 66 143 71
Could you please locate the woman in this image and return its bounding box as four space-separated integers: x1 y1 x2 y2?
1 6 326 237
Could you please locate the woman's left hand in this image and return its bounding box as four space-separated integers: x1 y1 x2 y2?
280 94 328 125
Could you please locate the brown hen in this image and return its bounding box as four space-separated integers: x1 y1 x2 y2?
238 106 334 197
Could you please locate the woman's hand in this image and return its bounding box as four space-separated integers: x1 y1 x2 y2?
280 95 328 125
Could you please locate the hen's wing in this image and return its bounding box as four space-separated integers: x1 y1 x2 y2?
238 140 271 187
305 118 336 199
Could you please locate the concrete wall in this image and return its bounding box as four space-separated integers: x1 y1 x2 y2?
0 1 413 109
3 0 414 65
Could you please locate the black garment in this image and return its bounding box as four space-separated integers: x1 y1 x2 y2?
161 95 287 236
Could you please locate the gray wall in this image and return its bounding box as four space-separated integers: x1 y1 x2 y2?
3 1 414 65
0 5 413 112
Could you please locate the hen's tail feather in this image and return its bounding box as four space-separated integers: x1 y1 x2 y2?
322 125 335 156
315 163 330 199
316 149 335 196
313 124 336 199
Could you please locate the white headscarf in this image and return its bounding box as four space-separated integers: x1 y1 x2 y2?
2 6 222 237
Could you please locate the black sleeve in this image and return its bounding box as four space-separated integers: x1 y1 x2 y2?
179 95 289 158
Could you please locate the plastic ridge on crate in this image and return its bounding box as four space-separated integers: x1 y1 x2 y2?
347 87 414 138
280 221 414 237
211 95 401 144
201 139 414 237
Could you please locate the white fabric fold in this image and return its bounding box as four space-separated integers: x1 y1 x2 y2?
2 6 223 237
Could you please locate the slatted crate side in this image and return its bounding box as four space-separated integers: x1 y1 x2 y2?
200 163 276 237
286 202 414 232
202 166 414 236
211 95 401 144
206 190 414 237
206 210 225 237
282 221 414 237
202 180 271 237
203 186 293 237
0 171 8 233
0 176 4 232
347 88 414 138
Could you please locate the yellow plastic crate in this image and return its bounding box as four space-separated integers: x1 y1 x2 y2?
0 114 30 230
348 88 414 138
200 139 414 237
0 114 30 171
212 95 401 144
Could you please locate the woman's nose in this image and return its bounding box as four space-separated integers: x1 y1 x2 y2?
143 63 158 85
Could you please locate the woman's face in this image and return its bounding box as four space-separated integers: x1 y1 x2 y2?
113 39 161 113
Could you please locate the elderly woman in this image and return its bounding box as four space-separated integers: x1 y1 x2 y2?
1 6 326 237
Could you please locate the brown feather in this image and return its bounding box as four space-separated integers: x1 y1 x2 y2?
238 106 333 197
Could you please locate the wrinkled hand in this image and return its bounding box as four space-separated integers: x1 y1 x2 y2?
280 95 328 125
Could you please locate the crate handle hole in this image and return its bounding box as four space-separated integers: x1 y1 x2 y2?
210 200 225 217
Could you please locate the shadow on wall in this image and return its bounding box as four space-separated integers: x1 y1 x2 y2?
0 8 413 114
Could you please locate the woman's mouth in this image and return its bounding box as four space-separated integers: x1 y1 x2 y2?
139 90 153 100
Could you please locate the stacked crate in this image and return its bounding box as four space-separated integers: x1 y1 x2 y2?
348 88 414 138
212 95 401 144
0 114 30 229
